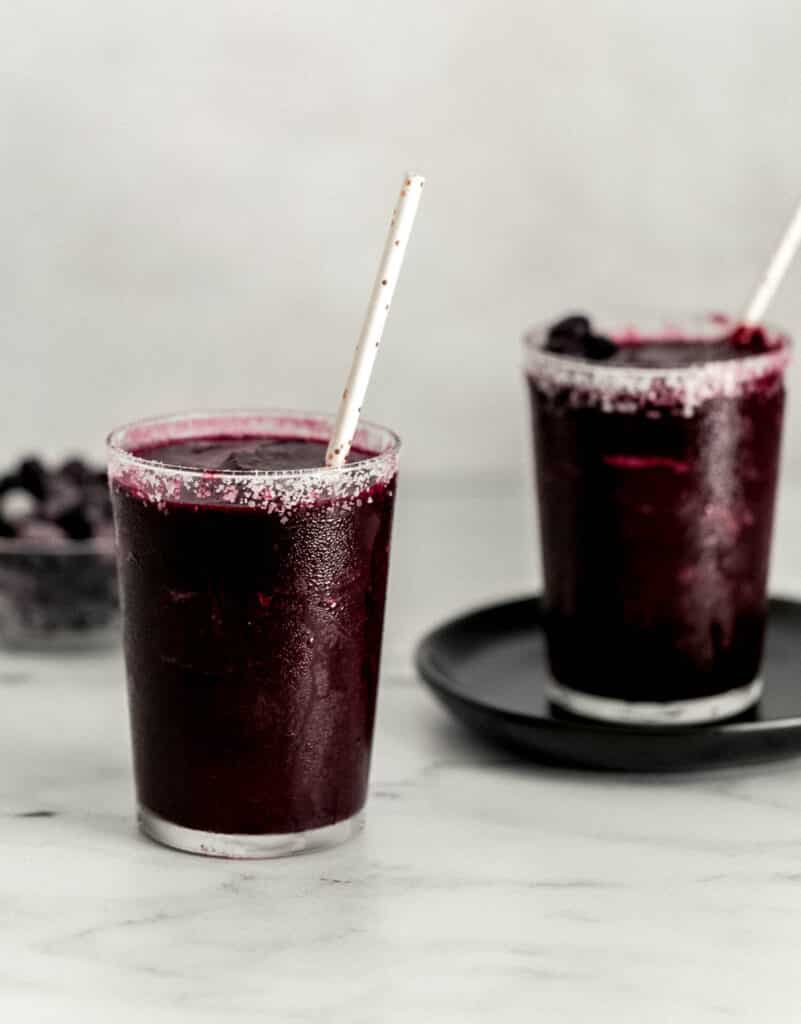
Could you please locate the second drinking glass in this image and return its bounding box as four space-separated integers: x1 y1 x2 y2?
524 313 789 726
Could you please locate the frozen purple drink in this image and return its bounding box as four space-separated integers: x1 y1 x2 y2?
524 314 789 726
108 411 399 857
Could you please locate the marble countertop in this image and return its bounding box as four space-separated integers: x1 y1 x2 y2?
4 481 801 1023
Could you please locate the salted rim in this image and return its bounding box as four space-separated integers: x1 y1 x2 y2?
107 408 401 477
523 313 791 415
106 408 401 513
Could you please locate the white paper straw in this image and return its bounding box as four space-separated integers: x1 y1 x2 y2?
743 195 801 325
325 173 425 468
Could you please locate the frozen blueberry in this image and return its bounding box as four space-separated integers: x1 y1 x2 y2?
546 314 617 361
41 481 86 534
17 458 49 500
549 315 591 341
84 481 111 512
1 487 37 523
59 458 92 486
42 479 81 516
0 474 21 497
585 333 618 360
729 323 771 353
54 505 94 541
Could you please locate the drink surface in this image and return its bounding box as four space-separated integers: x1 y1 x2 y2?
132 436 366 472
527 316 787 706
111 433 396 834
541 314 777 369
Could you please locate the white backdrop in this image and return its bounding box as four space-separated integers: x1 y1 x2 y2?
3 0 801 482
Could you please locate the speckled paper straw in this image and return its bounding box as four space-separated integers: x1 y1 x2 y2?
744 195 801 325
325 173 425 468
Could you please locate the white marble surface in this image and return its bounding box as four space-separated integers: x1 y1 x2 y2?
4 483 801 1022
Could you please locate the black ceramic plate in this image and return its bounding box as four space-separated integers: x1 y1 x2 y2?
416 596 801 771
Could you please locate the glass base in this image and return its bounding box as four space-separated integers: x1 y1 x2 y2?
546 676 763 726
138 805 365 859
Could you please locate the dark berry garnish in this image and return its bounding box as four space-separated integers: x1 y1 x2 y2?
585 334 618 360
549 314 591 341
546 314 617 361
728 323 772 353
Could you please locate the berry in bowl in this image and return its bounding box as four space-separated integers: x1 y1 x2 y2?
0 457 119 650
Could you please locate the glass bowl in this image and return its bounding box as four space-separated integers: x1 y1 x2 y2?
0 535 119 651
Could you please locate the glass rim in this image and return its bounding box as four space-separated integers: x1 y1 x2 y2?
106 407 402 483
523 312 791 413
524 312 791 371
